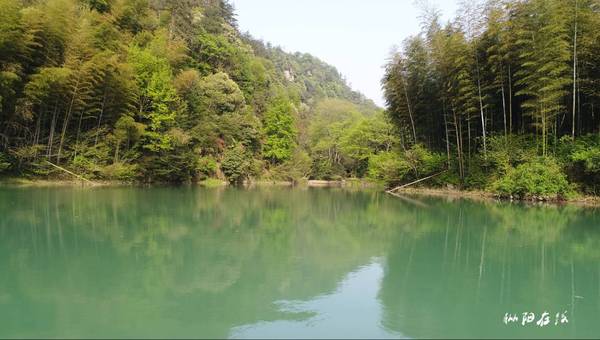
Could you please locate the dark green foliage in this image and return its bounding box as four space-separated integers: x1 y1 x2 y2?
83 0 111 12
558 135 600 194
221 144 252 185
196 156 217 179
0 152 10 174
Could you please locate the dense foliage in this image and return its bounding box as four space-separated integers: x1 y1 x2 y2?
382 0 600 198
0 0 382 184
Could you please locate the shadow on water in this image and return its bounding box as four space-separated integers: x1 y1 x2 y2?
0 187 600 338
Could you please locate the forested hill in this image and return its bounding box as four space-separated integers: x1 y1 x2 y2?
243 35 373 106
0 0 379 183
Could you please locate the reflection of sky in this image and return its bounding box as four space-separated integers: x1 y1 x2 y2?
230 259 405 339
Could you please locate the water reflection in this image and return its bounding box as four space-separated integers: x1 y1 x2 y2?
231 260 403 339
0 187 599 338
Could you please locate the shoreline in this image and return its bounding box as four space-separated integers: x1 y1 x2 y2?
392 187 600 208
2 177 600 207
0 177 380 189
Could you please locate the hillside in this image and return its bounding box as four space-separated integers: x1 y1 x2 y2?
0 0 382 183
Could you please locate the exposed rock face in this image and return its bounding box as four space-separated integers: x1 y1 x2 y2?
284 69 295 82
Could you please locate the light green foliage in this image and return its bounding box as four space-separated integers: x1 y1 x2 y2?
368 144 445 187
493 157 572 199
194 72 246 116
404 144 445 176
340 113 396 162
486 135 527 173
306 99 401 179
263 98 297 164
368 152 411 184
128 45 178 133
308 99 362 178
101 162 139 181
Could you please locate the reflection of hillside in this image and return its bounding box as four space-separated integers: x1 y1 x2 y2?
379 198 600 339
3 189 600 338
0 187 402 338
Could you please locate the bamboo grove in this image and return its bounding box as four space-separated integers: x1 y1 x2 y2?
383 0 600 197
0 0 382 184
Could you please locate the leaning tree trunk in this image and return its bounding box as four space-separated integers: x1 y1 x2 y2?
476 66 487 158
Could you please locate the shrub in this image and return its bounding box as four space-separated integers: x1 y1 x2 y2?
197 156 217 179
221 144 252 185
101 162 139 181
367 145 445 187
72 155 98 176
310 156 346 180
492 157 572 200
405 144 445 175
486 134 537 172
557 134 600 194
269 149 312 182
368 152 411 184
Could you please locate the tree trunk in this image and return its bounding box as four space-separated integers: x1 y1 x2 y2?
57 77 81 164
94 90 107 147
452 107 464 180
476 56 487 158
47 100 59 159
443 104 451 168
501 73 507 139
73 111 84 160
402 77 417 144
572 0 578 139
33 109 42 159
508 65 513 134
114 142 120 164
467 118 472 160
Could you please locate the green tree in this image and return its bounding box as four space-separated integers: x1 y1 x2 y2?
263 98 297 164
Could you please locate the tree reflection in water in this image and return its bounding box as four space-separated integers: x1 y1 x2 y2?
0 187 599 338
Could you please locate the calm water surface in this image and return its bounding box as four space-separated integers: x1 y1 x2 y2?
1 187 600 338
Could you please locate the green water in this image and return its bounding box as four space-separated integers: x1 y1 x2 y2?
1 187 600 339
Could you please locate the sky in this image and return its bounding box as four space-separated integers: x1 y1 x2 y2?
230 0 460 107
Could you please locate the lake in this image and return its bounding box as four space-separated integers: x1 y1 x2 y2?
1 186 599 339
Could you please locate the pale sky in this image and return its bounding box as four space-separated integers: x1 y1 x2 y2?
231 0 460 107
